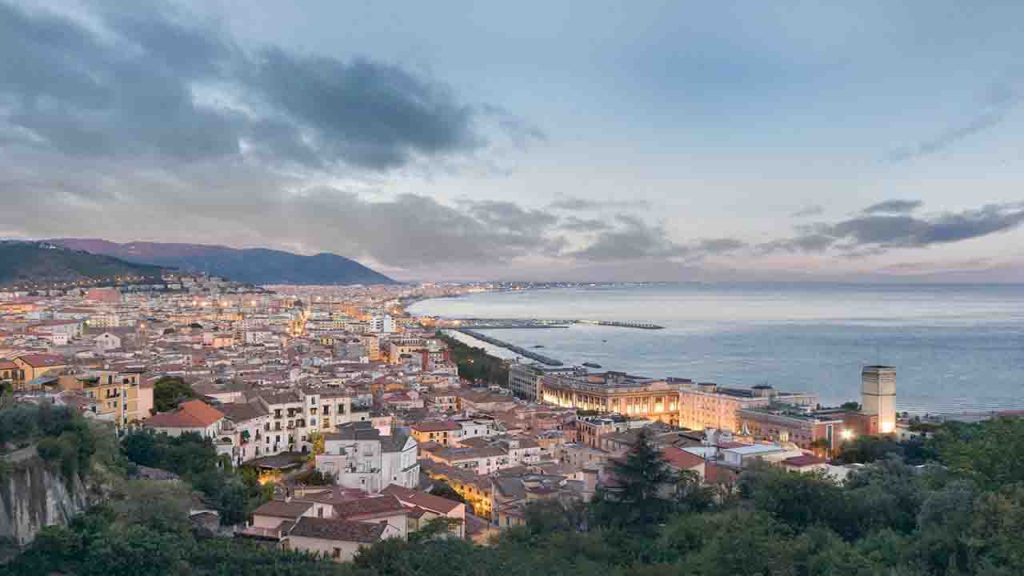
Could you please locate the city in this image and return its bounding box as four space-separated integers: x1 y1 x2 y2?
3 1 1024 574
0 276 1004 566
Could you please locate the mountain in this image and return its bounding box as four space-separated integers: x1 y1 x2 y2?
49 239 395 285
0 241 164 287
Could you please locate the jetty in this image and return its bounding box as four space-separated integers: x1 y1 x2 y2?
441 318 663 330
457 329 564 366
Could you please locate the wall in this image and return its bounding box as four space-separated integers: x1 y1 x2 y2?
0 447 94 547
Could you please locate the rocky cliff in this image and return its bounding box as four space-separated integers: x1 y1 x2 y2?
0 446 93 547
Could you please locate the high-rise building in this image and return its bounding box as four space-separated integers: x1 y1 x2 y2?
861 366 896 434
370 314 395 333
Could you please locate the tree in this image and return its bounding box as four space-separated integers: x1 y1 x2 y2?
593 428 674 529
674 469 714 513
152 376 195 413
428 480 466 505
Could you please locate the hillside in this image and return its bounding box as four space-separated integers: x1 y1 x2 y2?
0 242 164 287
50 239 395 285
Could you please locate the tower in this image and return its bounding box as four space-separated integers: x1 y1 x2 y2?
862 366 896 434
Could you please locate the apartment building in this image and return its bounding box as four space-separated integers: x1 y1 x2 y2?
679 382 817 433
315 422 420 493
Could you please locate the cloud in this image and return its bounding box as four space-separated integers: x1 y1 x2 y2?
888 77 1023 162
791 205 824 217
571 215 685 261
765 202 1024 253
548 196 651 211
559 216 611 232
862 199 922 214
0 1 496 170
0 0 570 271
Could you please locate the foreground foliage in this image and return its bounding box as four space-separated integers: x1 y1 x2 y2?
6 416 1024 575
121 430 271 524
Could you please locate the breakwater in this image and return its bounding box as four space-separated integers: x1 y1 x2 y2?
443 318 663 330
457 329 564 366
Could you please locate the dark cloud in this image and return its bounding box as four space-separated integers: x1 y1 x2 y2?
0 1 491 170
765 202 1024 253
862 199 922 214
252 51 478 169
571 215 685 261
696 238 746 254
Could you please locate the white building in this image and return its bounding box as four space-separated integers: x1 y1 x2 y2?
370 314 395 334
93 332 122 352
316 422 419 493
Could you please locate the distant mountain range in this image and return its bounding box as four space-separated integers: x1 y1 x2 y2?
50 239 395 285
0 241 164 287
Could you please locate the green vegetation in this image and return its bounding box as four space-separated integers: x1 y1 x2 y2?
121 430 272 525
0 404 108 482
0 241 163 287
427 480 467 505
7 415 1024 574
437 333 509 385
7 481 338 576
152 376 197 413
835 433 933 465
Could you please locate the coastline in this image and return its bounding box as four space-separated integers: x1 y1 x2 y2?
404 283 1024 416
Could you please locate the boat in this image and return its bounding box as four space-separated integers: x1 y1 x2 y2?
582 362 602 369
532 344 545 349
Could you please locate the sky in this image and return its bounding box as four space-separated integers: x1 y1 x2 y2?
2 0 1024 282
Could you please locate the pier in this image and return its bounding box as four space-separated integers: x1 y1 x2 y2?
457 329 564 366
440 318 664 330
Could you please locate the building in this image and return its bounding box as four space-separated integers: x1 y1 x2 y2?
719 443 803 469
145 399 225 440
541 370 682 425
380 484 467 539
737 406 847 452
93 332 122 351
678 382 816 433
370 314 395 334
58 368 147 427
11 354 68 390
286 517 391 562
508 362 576 401
315 422 419 493
410 420 461 447
862 366 896 434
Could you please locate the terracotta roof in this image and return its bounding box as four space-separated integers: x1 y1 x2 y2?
412 420 460 433
219 401 268 423
0 360 17 370
16 353 66 367
333 495 407 520
381 484 462 514
146 399 225 429
661 446 706 470
253 499 314 519
288 517 385 544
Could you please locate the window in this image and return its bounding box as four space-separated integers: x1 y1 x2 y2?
332 548 341 559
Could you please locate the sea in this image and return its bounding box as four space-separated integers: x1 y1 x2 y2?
408 283 1024 415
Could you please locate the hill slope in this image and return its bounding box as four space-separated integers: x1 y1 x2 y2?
50 239 395 285
0 241 164 287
